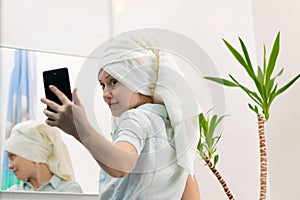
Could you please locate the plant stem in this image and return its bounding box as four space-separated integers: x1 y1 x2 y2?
203 155 235 200
258 114 267 200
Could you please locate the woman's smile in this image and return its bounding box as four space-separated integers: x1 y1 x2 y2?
108 102 118 108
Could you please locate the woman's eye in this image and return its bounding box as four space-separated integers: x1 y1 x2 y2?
9 154 16 160
100 83 105 90
111 80 118 86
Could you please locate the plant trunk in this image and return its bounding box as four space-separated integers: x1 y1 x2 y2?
203 155 235 200
258 114 267 200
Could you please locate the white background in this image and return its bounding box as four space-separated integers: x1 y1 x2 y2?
1 0 300 199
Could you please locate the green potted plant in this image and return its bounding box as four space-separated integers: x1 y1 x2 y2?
198 112 234 200
204 32 300 200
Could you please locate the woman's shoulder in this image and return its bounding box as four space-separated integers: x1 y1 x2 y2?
52 175 83 193
117 104 168 133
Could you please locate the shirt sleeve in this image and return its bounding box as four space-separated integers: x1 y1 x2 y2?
113 112 147 156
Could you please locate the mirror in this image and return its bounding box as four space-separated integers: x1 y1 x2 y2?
0 46 110 194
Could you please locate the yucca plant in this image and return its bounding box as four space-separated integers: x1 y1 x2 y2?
204 32 300 200
198 112 234 200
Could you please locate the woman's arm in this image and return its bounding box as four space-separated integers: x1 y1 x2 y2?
41 85 138 177
181 175 200 200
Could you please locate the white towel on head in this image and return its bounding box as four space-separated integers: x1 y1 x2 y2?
4 120 75 181
100 32 202 176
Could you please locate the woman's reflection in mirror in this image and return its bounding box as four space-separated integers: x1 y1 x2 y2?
4 120 82 193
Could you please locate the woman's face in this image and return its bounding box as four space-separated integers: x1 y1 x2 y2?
6 152 36 181
99 70 149 117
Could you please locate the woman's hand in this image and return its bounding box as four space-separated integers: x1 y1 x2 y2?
40 85 89 141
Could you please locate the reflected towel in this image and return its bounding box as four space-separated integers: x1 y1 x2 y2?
4 120 75 181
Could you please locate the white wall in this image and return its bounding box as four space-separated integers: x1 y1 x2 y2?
1 0 300 199
0 0 110 57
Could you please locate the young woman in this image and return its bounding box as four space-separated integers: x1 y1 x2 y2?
41 32 201 199
4 120 82 193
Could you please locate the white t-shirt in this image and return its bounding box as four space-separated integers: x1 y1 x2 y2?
99 104 188 200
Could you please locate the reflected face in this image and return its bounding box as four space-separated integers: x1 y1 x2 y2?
99 70 149 117
6 152 36 181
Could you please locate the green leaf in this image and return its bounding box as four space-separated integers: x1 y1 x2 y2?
266 78 275 97
257 66 264 84
275 73 300 97
204 76 238 87
212 148 216 154
225 37 263 92
223 38 256 80
208 115 218 141
255 105 259 113
199 113 208 133
203 143 209 153
248 103 259 115
268 84 278 106
212 135 222 150
199 151 205 159
223 38 249 69
273 68 284 79
229 75 263 106
214 154 219 166
239 37 255 78
263 45 267 74
266 32 280 81
264 105 270 120
198 144 204 155
215 115 227 128
260 84 267 105
208 150 212 158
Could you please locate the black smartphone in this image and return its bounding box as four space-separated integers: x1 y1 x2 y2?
43 68 72 112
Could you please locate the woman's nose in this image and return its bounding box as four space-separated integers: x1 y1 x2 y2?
8 161 14 170
103 87 112 99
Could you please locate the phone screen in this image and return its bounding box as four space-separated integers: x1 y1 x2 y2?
43 68 72 111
